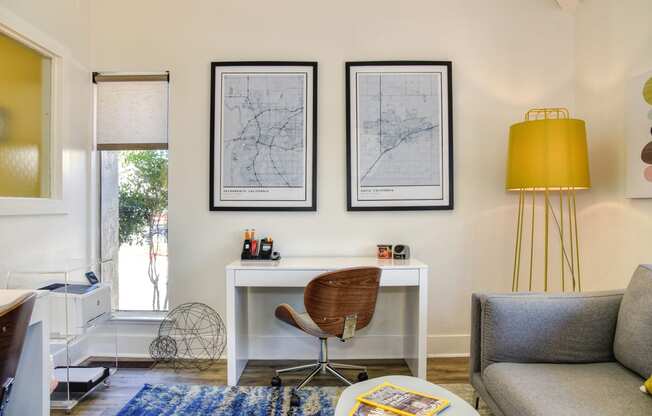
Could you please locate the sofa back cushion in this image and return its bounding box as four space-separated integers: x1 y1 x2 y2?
480 292 623 373
614 265 652 379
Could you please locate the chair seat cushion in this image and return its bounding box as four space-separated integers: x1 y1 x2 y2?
614 264 652 378
274 303 331 338
483 362 651 416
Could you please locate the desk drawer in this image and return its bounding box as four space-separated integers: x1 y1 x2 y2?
235 270 328 287
380 269 419 286
234 268 419 287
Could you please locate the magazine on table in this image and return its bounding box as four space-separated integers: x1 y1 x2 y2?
352 382 450 416
350 402 396 415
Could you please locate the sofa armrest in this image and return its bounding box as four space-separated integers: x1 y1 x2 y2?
470 290 623 376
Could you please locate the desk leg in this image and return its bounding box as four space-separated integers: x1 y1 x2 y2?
227 271 249 386
6 321 48 416
404 269 428 379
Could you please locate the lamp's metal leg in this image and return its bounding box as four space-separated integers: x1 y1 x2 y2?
325 364 353 386
567 188 576 291
516 189 525 291
544 187 550 291
528 189 536 291
276 363 319 375
572 188 581 291
329 362 367 371
296 366 322 390
512 190 525 292
559 189 565 291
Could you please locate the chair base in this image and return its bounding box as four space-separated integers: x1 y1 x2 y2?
271 338 368 390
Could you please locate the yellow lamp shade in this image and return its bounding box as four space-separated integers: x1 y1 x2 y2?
506 118 590 190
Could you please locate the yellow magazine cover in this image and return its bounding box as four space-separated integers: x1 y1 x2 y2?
355 382 450 416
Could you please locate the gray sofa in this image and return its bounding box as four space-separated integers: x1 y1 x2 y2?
470 265 652 416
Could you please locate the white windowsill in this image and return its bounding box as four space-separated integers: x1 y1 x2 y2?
0 197 68 216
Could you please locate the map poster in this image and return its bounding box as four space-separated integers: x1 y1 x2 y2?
210 62 317 210
346 62 453 211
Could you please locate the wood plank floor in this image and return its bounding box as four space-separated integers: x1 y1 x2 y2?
56 358 468 416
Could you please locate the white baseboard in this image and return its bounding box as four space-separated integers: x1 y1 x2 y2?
88 329 157 358
84 327 471 359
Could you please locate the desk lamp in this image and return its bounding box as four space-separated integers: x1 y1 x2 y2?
506 108 590 292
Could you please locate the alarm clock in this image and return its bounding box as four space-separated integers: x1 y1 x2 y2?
393 245 410 260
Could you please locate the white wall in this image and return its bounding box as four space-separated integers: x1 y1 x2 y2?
2 0 649 358
90 0 578 356
5 0 650 358
0 1 93 275
574 0 652 290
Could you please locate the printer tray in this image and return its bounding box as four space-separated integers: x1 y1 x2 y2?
53 366 110 394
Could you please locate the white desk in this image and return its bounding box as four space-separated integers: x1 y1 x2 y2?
4 290 50 416
225 257 428 386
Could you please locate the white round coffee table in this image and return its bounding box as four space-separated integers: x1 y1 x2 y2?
334 375 479 415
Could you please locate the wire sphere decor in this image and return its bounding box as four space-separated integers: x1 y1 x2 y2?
149 335 178 362
157 302 226 371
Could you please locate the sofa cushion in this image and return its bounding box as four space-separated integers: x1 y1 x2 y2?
483 362 650 416
614 264 652 379
480 292 622 372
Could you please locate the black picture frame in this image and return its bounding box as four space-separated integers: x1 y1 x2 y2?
210 61 318 211
345 61 454 211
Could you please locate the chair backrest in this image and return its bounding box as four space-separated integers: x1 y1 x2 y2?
304 267 381 338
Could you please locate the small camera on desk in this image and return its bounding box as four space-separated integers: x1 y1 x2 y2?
241 229 281 261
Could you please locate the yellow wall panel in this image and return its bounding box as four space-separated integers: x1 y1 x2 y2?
0 32 46 197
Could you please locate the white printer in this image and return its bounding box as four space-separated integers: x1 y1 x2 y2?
38 283 111 337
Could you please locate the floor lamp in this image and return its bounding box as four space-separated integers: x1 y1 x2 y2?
506 108 590 292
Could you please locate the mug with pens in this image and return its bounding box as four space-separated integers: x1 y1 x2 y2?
241 229 280 261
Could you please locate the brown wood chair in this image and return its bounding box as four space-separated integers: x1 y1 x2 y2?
0 291 36 416
272 267 381 401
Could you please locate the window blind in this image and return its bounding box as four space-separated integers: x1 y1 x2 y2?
94 72 169 150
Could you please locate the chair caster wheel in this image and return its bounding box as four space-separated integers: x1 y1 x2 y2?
290 392 300 407
271 376 282 387
357 372 369 382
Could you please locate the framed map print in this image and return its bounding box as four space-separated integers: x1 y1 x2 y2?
210 62 317 210
346 61 453 211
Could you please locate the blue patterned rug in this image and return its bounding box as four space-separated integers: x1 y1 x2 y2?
116 383 342 415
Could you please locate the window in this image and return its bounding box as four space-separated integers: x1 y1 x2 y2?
0 32 52 198
96 73 169 312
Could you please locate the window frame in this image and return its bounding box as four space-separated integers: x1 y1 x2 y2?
0 6 66 215
94 71 170 314
97 148 170 314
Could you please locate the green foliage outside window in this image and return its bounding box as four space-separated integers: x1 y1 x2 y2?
118 150 168 310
